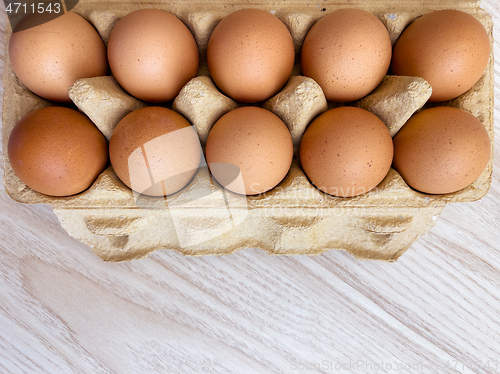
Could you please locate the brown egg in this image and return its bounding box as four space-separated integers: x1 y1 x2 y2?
8 107 108 196
391 10 490 102
300 107 393 197
207 9 295 103
392 107 491 194
107 9 199 103
109 107 202 196
301 9 392 102
206 107 293 195
9 12 108 102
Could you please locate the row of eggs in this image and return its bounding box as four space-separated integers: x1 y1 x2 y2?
7 8 492 198
9 7 490 104
8 103 490 198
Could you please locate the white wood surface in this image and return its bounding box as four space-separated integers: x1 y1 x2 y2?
1 2 500 373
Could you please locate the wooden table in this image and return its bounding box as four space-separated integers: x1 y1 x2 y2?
1 2 500 373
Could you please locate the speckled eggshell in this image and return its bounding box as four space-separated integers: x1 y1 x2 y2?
7 107 108 196
392 107 491 194
300 106 393 197
109 107 202 197
391 10 490 102
9 12 108 102
107 9 199 103
205 107 293 195
207 9 295 103
301 8 392 102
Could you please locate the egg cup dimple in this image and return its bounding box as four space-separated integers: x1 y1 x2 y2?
2 0 494 262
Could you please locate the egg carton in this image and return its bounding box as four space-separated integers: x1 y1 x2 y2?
1 0 494 261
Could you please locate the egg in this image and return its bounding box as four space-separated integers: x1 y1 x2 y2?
301 9 392 102
109 107 202 197
207 9 295 103
7 107 108 196
391 10 490 102
9 12 108 102
205 107 293 195
300 107 393 197
392 107 491 194
107 9 199 103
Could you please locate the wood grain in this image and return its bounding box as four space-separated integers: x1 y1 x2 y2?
1 2 500 373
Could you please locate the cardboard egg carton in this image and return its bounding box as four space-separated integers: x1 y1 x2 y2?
2 0 494 261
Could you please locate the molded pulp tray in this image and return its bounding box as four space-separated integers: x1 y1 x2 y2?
2 0 494 261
